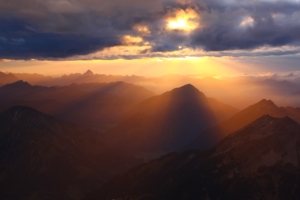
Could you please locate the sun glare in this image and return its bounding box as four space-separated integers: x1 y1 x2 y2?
166 8 200 31
169 19 188 30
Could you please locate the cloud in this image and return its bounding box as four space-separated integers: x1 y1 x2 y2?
0 16 120 59
1 0 300 59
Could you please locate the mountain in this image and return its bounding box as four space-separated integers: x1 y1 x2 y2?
83 69 94 76
13 73 54 86
0 81 49 104
186 99 300 150
88 115 300 200
0 106 139 199
37 70 148 86
6 71 300 108
52 82 155 131
0 81 155 131
107 84 239 157
0 72 19 86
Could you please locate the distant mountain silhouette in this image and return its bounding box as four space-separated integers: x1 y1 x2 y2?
0 106 139 199
186 99 300 150
108 84 239 157
8 70 147 87
88 115 300 200
0 72 19 86
13 72 54 86
0 81 88 111
1 80 31 89
83 69 94 76
6 71 300 108
0 81 155 131
261 79 297 94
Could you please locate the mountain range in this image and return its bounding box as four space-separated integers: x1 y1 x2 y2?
187 99 300 150
2 70 300 108
0 72 18 86
0 80 155 131
88 115 300 200
1 80 300 199
0 106 139 199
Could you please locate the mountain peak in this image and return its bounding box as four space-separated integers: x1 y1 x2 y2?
2 80 31 88
83 70 94 76
0 106 63 132
282 115 297 123
173 84 200 93
180 84 197 89
2 106 47 121
171 84 206 98
215 114 300 156
255 99 276 107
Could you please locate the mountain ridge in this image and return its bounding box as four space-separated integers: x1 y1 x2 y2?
88 115 300 199
0 106 139 199
186 98 300 150
0 81 155 131
108 84 239 157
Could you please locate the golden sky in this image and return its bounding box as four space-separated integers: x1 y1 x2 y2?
1 56 268 77
1 0 300 76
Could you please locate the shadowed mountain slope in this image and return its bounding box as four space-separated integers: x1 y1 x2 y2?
0 81 155 131
186 99 300 150
0 106 139 199
107 84 239 156
88 115 300 200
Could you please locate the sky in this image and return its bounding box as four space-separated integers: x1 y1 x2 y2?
1 0 300 76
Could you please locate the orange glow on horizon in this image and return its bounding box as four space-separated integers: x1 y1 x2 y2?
0 56 256 78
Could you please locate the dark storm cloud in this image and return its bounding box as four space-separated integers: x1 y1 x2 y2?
0 0 168 59
1 0 300 59
0 16 120 59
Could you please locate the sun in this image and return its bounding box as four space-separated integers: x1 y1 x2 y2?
166 8 200 31
168 19 188 30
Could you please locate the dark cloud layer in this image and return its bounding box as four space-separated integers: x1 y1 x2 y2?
1 0 300 59
190 1 300 51
0 16 120 59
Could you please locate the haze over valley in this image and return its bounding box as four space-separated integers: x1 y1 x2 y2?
1 70 300 199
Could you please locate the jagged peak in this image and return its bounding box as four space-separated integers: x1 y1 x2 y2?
281 115 298 123
254 114 294 122
83 70 94 76
248 115 298 129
